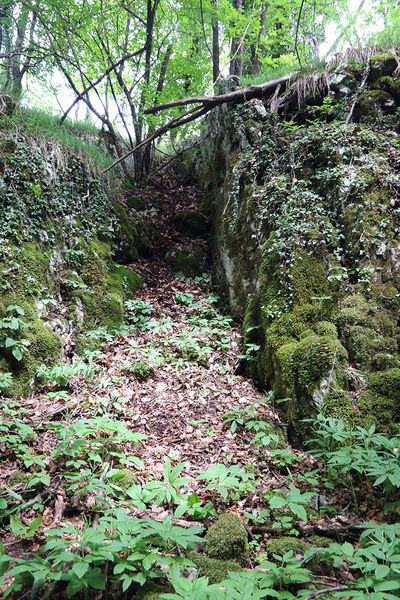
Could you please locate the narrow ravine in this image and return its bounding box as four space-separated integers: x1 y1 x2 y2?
1 168 396 599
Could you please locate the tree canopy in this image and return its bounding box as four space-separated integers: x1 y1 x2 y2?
0 0 398 178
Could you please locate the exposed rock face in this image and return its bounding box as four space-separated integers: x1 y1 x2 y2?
194 50 400 442
0 98 149 396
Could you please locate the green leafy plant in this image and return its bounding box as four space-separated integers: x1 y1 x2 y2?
36 360 98 388
0 305 29 361
197 464 255 502
267 485 314 532
145 460 189 506
0 372 13 392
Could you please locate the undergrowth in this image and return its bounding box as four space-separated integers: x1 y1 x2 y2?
1 277 400 599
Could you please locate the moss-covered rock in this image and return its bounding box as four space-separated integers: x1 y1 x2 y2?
166 246 207 278
358 389 398 433
265 536 309 560
190 55 400 438
113 202 150 262
0 145 145 397
369 53 398 81
357 90 396 119
186 551 242 584
126 194 146 211
8 471 31 487
114 468 136 492
368 369 400 402
372 76 400 102
173 210 210 237
205 513 249 566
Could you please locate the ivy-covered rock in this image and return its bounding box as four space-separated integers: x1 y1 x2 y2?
0 107 146 396
205 512 249 566
192 55 400 439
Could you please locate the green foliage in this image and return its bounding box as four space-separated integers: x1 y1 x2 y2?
306 415 400 509
197 464 255 502
146 460 190 506
267 485 314 532
0 512 203 598
0 305 29 361
36 360 98 389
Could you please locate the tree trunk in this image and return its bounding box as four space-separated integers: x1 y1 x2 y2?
211 0 219 83
229 0 243 77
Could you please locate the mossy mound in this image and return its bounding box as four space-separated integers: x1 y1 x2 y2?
166 246 207 278
265 536 309 560
205 512 249 566
369 53 398 81
186 551 242 584
173 210 210 237
114 468 136 492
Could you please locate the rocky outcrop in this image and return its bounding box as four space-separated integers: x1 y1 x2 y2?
0 98 149 396
193 50 400 442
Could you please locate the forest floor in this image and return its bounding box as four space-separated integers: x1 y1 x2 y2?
0 171 394 599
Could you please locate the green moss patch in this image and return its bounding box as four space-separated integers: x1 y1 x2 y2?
186 551 242 584
205 512 249 566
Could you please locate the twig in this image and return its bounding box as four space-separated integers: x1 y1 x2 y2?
303 586 349 600
295 0 307 68
345 61 370 125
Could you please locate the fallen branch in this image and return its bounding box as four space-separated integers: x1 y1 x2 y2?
102 73 295 175
252 521 362 541
303 586 349 600
144 74 294 115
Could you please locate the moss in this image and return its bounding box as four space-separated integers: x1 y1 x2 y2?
113 202 150 262
173 210 210 237
265 536 324 572
81 240 110 286
126 195 146 211
336 294 396 369
371 352 398 372
275 342 296 396
372 76 400 102
368 368 400 402
205 513 249 566
357 90 396 119
369 53 398 81
166 246 207 278
135 582 171 599
322 391 355 423
372 284 400 311
109 263 142 296
265 536 309 559
8 471 30 487
314 321 338 337
292 335 347 398
114 468 136 492
78 291 124 330
186 551 242 584
357 389 398 433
